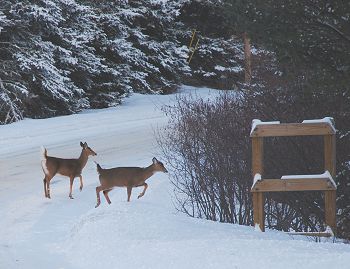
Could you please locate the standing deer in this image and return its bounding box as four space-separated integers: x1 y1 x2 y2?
41 142 97 199
94 157 168 208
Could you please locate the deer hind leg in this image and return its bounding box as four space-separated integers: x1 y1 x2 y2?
69 176 74 199
95 186 103 208
127 186 132 202
42 165 52 199
137 183 148 199
46 177 52 199
79 175 83 191
43 177 48 198
103 189 112 204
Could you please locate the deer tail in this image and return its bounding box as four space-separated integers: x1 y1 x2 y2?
40 146 49 175
40 146 47 161
94 161 103 175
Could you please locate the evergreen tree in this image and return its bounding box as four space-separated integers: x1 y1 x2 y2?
0 0 247 124
224 0 350 89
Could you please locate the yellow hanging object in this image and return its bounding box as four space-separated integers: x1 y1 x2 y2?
187 29 200 64
188 29 196 48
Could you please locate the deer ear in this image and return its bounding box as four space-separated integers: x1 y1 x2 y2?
80 142 84 148
84 142 88 147
152 157 158 164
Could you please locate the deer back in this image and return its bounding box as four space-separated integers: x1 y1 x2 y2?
99 167 153 188
46 157 82 177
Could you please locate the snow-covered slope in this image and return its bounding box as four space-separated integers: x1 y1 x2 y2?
0 87 349 269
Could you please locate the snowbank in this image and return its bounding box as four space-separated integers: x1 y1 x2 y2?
0 87 349 269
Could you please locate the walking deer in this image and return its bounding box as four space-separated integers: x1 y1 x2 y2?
41 142 97 199
94 157 168 208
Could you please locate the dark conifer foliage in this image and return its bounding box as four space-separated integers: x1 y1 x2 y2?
0 0 245 124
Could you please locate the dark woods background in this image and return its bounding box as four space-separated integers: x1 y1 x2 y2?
158 0 350 240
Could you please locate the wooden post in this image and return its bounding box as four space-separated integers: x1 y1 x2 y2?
252 137 263 175
324 134 336 177
243 32 251 84
252 137 264 231
324 134 336 234
252 192 264 231
325 190 336 233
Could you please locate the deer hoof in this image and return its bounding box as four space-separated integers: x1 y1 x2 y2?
80 186 83 191
69 195 74 199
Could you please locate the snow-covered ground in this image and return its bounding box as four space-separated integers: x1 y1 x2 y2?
0 86 349 269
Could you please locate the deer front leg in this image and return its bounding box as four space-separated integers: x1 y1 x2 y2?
79 175 83 191
69 176 74 199
127 186 132 202
103 189 112 204
137 183 148 199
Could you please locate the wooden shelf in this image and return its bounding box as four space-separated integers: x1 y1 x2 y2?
250 118 337 233
250 122 335 137
251 176 336 192
286 231 333 238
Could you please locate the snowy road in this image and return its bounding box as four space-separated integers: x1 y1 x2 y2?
1 87 350 269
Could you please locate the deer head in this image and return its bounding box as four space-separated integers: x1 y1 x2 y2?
80 141 97 156
152 157 168 173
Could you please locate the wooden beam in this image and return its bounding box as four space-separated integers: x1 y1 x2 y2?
243 32 251 84
251 123 335 137
251 178 336 192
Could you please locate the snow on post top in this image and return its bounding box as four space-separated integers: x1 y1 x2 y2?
251 173 262 190
250 117 336 136
250 119 280 135
302 117 336 132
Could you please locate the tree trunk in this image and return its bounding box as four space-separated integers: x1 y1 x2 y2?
243 32 252 84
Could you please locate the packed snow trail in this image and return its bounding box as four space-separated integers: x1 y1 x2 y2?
0 86 349 269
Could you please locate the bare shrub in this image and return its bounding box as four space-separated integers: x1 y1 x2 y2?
157 92 253 225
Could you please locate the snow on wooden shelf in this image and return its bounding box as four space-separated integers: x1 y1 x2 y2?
251 171 336 192
281 171 336 188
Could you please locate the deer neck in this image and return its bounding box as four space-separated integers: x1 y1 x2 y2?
78 150 89 169
143 164 156 181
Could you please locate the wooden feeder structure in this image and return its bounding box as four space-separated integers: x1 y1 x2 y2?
250 118 337 236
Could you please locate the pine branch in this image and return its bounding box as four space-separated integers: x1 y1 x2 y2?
317 20 350 43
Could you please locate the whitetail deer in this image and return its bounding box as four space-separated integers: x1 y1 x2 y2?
41 142 97 199
94 157 168 208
